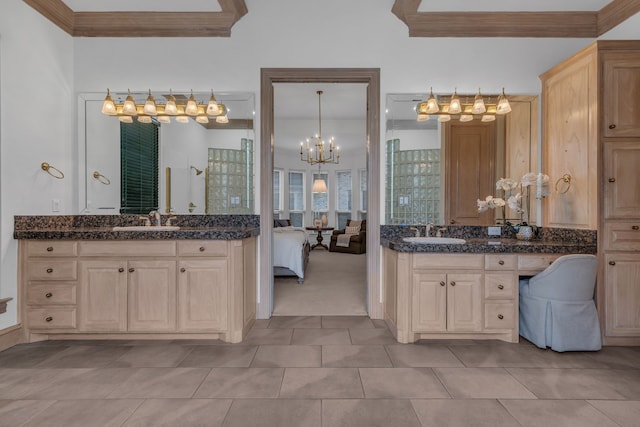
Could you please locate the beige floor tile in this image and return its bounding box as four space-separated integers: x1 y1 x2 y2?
587 400 640 427
385 344 464 367
24 368 134 400
321 316 375 329
251 345 321 367
322 345 392 367
22 399 143 427
500 399 619 427
417 339 478 346
268 316 321 329
34 345 132 368
371 319 390 329
434 367 537 399
291 328 351 345
507 368 640 399
279 368 363 398
585 347 640 369
242 328 293 345
252 319 271 329
107 368 210 398
0 400 55 427
359 368 450 398
322 399 421 427
178 345 258 367
0 369 67 399
222 399 321 427
411 399 521 427
170 339 230 346
0 344 69 368
122 398 232 427
194 367 284 398
109 344 194 367
349 328 398 345
449 344 603 368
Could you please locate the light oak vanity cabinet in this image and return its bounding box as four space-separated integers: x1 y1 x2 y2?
21 238 256 343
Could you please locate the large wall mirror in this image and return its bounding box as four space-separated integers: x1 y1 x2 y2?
78 91 255 215
385 93 538 226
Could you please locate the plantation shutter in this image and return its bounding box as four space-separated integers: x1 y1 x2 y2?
120 121 159 214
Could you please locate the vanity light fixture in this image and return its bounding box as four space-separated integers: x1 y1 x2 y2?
415 88 511 122
300 90 340 165
100 89 228 124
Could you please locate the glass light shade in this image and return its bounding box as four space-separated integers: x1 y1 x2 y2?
460 114 473 122
417 113 430 122
438 114 451 122
207 91 220 115
312 178 327 193
143 90 157 115
196 115 209 124
216 114 229 124
448 90 462 115
137 116 152 123
122 92 137 116
118 116 133 123
176 116 189 123
157 116 171 123
482 115 496 122
185 91 198 116
425 89 439 114
497 96 512 114
165 91 178 115
471 91 486 114
101 90 117 115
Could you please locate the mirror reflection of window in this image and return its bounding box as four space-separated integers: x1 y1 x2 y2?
120 121 159 214
288 171 305 227
336 170 352 229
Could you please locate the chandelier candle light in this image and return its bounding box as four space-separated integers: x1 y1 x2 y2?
300 90 340 165
416 88 512 122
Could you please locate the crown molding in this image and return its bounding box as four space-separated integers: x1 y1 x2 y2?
392 0 640 38
23 0 247 37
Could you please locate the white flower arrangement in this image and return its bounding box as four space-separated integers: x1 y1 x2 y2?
477 173 550 225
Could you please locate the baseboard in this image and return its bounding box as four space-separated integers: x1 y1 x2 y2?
0 324 25 352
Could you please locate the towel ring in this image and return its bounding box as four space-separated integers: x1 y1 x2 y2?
555 174 572 194
92 171 111 185
41 162 64 179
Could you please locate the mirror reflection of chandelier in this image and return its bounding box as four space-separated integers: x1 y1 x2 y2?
300 90 340 165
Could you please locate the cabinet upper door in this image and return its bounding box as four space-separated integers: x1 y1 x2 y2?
604 141 640 219
603 54 640 138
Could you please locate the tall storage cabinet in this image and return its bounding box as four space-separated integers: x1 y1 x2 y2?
541 40 640 345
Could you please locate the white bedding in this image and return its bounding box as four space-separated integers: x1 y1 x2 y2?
273 227 307 279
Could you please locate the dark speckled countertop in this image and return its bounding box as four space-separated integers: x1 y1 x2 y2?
14 215 260 240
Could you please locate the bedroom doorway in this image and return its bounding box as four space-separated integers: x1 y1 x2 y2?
258 68 381 319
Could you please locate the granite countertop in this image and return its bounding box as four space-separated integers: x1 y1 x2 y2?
13 226 260 241
381 237 597 254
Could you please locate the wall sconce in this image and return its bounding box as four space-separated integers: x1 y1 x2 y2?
416 88 511 122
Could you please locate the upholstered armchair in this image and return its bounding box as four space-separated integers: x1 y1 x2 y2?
329 219 366 254
519 254 601 352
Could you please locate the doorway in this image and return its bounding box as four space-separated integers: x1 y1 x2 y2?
258 68 381 319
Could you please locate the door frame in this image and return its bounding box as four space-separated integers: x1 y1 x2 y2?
258 68 381 318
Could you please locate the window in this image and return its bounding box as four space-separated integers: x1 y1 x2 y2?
359 168 367 217
312 171 328 213
120 121 159 214
274 169 283 218
336 170 352 229
289 170 305 227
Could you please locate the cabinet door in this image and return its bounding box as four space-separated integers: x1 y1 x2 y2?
604 141 640 219
447 273 483 332
412 272 446 332
178 259 228 331
79 260 127 332
128 260 177 332
605 253 640 336
603 55 640 138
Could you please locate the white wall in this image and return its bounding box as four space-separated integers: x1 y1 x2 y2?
1 0 639 327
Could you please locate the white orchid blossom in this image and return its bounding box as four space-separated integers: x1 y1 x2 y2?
477 195 505 212
507 193 523 212
496 178 518 192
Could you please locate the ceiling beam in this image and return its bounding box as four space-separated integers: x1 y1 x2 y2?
23 0 247 37
597 0 640 35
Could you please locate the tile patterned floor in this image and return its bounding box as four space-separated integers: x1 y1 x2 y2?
0 316 639 426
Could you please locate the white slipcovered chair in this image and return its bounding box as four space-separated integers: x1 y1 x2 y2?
519 254 601 352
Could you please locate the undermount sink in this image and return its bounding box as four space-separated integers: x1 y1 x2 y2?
112 226 180 231
402 236 466 244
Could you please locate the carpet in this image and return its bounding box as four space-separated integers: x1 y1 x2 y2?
273 249 367 316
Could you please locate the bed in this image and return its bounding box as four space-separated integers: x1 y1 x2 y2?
273 226 310 284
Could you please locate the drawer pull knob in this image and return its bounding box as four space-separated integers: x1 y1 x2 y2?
180 267 186 273
450 219 456 224
199 246 205 252
498 260 504 265
128 268 135 273
46 268 53 273
46 246 54 252
498 284 504 290
609 124 616 129
632 225 639 231
439 281 445 287
608 177 616 183
498 314 504 320
450 281 456 287
609 261 616 266
118 267 125 273
45 292 53 298
45 316 53 322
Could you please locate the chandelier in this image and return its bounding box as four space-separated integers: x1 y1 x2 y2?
300 90 340 165
416 88 512 123
101 89 229 124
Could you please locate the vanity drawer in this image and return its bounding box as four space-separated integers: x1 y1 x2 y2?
27 283 76 305
178 240 227 257
517 254 561 273
27 241 77 257
413 254 483 270
78 241 176 257
484 303 515 330
604 222 640 251
484 273 516 300
485 255 517 270
26 260 77 281
28 308 76 329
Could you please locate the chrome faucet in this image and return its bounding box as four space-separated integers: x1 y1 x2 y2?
149 210 161 226
409 226 420 237
425 223 434 237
